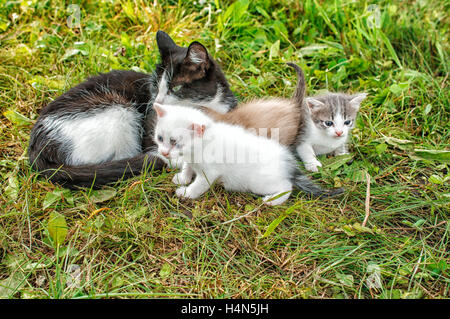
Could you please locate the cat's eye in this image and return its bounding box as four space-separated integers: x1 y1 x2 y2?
157 135 163 142
344 120 352 125
171 85 182 93
169 137 177 146
324 121 334 127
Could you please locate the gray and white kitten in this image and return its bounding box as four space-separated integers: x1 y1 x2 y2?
296 92 367 172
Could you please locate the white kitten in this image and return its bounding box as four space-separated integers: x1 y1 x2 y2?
153 102 342 205
296 93 367 172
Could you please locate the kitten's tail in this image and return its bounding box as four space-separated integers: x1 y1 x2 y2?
286 62 306 108
292 169 344 198
30 153 165 189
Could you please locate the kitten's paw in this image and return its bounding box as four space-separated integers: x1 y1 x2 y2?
175 186 198 199
175 186 189 198
172 173 192 185
334 150 349 156
262 192 291 206
304 161 322 172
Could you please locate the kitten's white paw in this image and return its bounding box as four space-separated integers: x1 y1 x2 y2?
334 150 349 156
172 173 191 185
262 192 290 206
304 161 322 172
175 186 188 198
175 186 197 199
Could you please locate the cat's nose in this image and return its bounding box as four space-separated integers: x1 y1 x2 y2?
335 130 343 137
161 151 170 157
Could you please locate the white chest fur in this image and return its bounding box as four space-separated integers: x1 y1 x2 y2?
305 121 348 155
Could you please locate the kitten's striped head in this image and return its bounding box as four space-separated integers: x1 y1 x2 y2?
306 92 367 139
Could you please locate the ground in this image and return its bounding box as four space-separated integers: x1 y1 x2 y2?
0 0 448 299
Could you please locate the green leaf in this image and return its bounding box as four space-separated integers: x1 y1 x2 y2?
322 154 352 171
61 48 88 61
336 273 354 287
382 136 414 151
42 189 71 209
0 272 24 298
159 263 173 279
255 6 270 19
4 175 19 200
262 203 299 238
3 109 32 126
375 143 388 154
428 174 444 185
414 149 450 163
43 192 60 209
47 212 68 247
423 104 432 115
389 82 409 96
269 40 280 60
89 188 117 203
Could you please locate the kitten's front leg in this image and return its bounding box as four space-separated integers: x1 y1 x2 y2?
333 143 349 156
176 173 215 199
296 143 322 172
172 162 194 185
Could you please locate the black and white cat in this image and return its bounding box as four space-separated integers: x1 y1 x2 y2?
28 31 237 188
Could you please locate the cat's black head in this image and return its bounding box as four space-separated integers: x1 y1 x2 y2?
154 31 237 114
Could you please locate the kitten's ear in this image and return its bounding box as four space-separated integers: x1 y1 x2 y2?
348 93 368 109
154 102 166 117
306 97 325 109
156 31 179 61
184 41 210 70
189 123 206 137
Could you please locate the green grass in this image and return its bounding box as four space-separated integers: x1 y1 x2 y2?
0 0 449 299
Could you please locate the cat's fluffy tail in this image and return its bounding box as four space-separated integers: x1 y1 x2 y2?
292 170 344 198
30 152 165 189
286 62 306 108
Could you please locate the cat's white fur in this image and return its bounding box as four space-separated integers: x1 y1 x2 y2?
43 106 142 165
153 102 297 205
296 93 367 172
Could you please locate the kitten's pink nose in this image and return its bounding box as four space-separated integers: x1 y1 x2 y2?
335 130 343 137
161 151 170 157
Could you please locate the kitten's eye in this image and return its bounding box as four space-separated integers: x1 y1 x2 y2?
169 138 177 146
344 120 352 125
324 121 334 127
157 135 163 142
171 85 182 93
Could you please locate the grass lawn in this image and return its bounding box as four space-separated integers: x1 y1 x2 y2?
0 0 448 299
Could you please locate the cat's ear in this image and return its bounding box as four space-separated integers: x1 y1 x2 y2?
189 123 206 137
154 102 166 117
348 93 368 109
184 41 210 70
306 97 325 109
156 30 179 61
